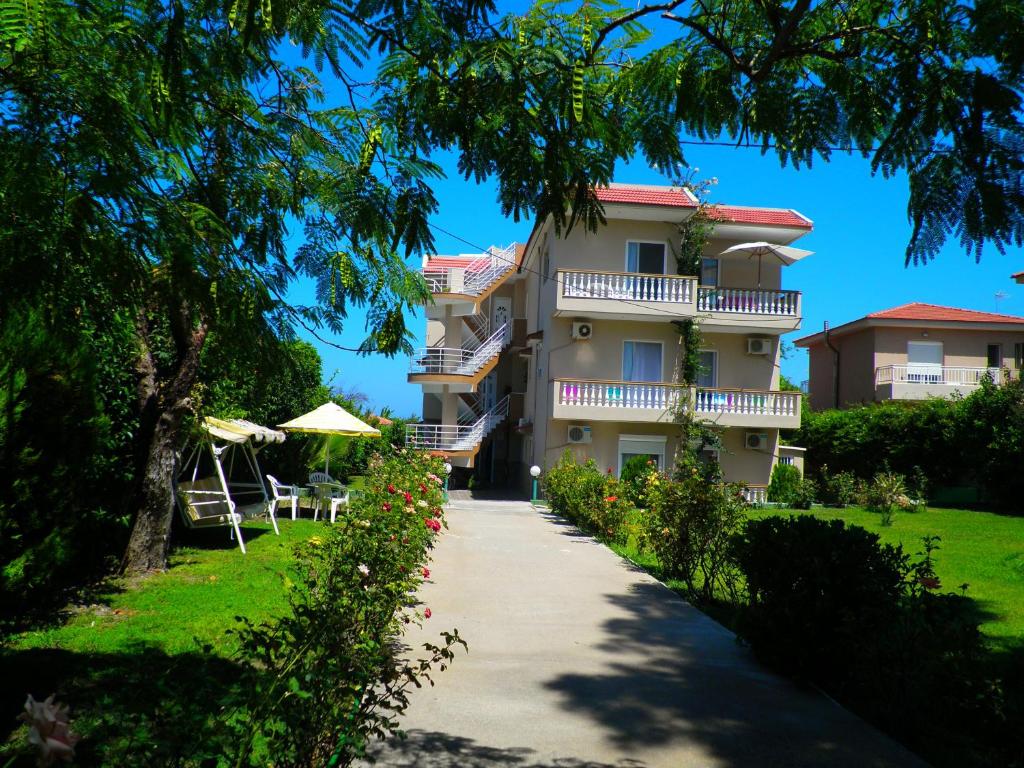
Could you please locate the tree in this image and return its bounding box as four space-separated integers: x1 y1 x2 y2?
3 0 1022 573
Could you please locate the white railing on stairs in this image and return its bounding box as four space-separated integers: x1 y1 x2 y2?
406 395 510 452
409 324 508 377
422 244 517 297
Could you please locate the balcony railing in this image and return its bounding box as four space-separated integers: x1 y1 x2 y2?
554 380 800 420
739 485 768 505
557 380 683 410
693 388 801 419
560 270 695 304
875 365 1006 386
697 286 800 316
422 244 517 296
406 395 510 452
409 324 507 377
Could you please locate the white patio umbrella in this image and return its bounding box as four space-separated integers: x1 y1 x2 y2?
719 241 814 287
278 402 381 476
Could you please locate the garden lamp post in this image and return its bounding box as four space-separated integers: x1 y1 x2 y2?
530 465 541 503
443 462 453 502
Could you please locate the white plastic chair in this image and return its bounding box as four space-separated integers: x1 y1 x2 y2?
308 472 346 522
327 488 351 523
266 475 299 522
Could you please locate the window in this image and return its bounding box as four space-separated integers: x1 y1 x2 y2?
779 456 795 466
987 344 1002 369
700 258 719 286
626 242 666 274
696 350 717 388
542 249 551 283
618 435 667 476
623 341 663 382
1015 343 1024 369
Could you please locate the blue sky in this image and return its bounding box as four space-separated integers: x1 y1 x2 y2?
290 144 1023 417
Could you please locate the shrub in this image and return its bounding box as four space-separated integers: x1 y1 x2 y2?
542 451 607 531
816 464 857 507
734 516 910 677
645 466 745 602
865 471 908 525
227 448 465 766
789 477 817 509
619 455 657 508
766 463 801 503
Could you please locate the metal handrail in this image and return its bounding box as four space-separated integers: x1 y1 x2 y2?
422 244 517 297
406 395 511 452
409 323 508 376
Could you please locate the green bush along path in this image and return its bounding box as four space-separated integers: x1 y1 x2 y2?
750 506 1024 647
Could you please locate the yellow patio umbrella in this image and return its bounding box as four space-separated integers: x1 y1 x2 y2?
278 402 382 475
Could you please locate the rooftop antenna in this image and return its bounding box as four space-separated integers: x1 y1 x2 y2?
995 290 1009 312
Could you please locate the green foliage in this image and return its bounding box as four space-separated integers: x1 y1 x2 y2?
958 377 1024 508
542 451 630 543
815 464 857 507
226 448 462 766
766 463 801 504
864 471 910 526
645 465 746 602
789 477 818 510
734 516 1002 766
618 454 657 508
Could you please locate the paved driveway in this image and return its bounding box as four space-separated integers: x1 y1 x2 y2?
368 498 926 768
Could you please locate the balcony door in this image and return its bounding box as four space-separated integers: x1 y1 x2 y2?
696 350 717 388
623 341 663 383
907 341 943 383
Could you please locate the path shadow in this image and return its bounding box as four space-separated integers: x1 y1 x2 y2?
370 729 647 768
540 581 926 768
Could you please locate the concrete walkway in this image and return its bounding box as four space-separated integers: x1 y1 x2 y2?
368 499 926 768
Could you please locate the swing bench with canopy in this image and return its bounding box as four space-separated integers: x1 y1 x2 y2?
175 417 286 553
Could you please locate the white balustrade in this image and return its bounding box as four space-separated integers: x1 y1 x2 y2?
557 380 683 410
693 388 800 418
560 271 695 304
697 286 800 316
740 485 768 505
875 365 1004 386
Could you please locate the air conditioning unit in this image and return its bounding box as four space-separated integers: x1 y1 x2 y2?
571 321 594 340
747 337 772 355
745 432 769 451
567 424 592 444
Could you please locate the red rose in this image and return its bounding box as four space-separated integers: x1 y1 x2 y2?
604 495 618 503
387 484 396 494
404 491 414 504
424 608 432 619
422 567 430 578
432 508 442 518
419 483 428 493
919 576 941 590
382 502 392 512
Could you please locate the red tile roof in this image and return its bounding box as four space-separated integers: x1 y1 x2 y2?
593 184 812 228
423 256 491 272
866 302 1024 324
707 205 813 229
594 183 698 208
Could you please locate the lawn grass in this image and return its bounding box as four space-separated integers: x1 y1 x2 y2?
753 505 1024 647
1 519 322 763
10 519 319 656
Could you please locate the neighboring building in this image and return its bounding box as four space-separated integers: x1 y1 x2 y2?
795 303 1024 411
406 183 813 500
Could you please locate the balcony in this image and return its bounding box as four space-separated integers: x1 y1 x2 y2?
874 365 1007 401
697 286 802 332
408 324 507 391
406 395 510 464
552 379 801 428
555 270 696 321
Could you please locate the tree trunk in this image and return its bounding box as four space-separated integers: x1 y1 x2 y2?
122 304 208 574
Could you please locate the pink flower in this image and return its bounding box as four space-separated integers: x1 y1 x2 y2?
422 567 430 578
382 502 392 512
418 483 428 494
19 694 79 765
426 473 442 484
403 491 414 504
432 507 442 518
424 608 432 619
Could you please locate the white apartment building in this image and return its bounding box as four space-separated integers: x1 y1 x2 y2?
407 183 812 498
